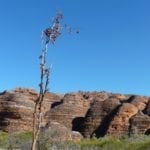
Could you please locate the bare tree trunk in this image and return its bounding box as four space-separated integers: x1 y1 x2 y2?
31 107 43 150
31 12 63 150
31 45 48 150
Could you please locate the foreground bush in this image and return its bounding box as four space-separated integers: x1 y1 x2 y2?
0 132 149 150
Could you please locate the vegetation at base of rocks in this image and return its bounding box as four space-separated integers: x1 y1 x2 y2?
0 131 32 149
0 132 8 146
0 132 149 150
76 136 150 150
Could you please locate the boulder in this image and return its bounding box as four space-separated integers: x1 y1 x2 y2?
71 131 83 141
42 121 72 141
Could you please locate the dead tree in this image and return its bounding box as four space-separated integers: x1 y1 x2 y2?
31 12 63 150
31 11 79 149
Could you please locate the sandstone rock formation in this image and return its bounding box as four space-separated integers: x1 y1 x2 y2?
0 88 149 140
107 103 138 136
130 96 149 111
81 97 121 138
45 93 90 130
129 114 150 135
45 91 111 131
0 88 35 132
0 88 61 132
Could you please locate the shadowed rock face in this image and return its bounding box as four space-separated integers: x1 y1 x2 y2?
143 100 150 116
81 97 121 138
0 88 149 139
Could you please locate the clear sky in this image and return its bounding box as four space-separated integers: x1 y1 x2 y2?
0 0 150 96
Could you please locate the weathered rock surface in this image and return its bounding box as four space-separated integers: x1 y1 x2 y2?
130 96 149 111
42 121 72 141
0 88 150 140
129 114 150 135
71 131 83 141
0 88 61 132
81 97 121 138
81 95 150 138
41 121 83 141
107 103 138 136
45 93 91 131
0 88 36 132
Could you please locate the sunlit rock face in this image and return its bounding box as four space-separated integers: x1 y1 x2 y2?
0 88 61 132
107 103 138 136
0 88 36 132
0 88 149 140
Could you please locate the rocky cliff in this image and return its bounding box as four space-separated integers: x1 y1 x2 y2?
0 88 150 140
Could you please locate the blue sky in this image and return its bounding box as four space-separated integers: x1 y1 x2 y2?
0 0 150 96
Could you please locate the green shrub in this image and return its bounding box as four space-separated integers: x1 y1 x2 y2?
0 131 8 147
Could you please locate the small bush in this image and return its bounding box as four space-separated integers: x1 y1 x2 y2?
0 131 8 147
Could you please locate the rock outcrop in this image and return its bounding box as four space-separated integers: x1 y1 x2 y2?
45 93 91 130
81 95 150 138
0 89 35 132
0 88 61 132
0 88 149 140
